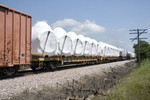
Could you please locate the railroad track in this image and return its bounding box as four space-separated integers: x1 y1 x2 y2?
0 60 135 80
0 62 97 80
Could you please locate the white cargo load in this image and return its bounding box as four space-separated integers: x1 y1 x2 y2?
38 31 57 56
67 32 83 56
53 27 72 56
91 39 98 56
98 42 111 56
98 42 105 56
32 21 55 56
78 35 91 56
31 21 133 58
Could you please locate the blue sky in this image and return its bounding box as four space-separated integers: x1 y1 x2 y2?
1 0 150 52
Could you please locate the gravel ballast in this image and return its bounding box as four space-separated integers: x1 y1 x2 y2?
0 60 134 99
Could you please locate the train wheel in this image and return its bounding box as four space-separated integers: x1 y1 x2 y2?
52 62 58 70
49 62 57 70
43 62 58 71
5 66 19 76
31 66 36 71
30 65 37 71
0 68 6 76
44 63 52 71
97 59 101 64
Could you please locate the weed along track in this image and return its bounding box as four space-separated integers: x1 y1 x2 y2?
52 60 136 100
0 60 136 100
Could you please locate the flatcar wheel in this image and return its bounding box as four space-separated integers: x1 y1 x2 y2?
49 63 56 70
45 62 58 71
94 61 98 64
51 62 58 70
44 63 52 71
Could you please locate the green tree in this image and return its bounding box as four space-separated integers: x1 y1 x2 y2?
133 41 150 62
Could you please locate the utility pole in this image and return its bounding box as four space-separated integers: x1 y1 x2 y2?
129 29 147 66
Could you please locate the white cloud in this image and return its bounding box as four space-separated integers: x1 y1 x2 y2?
52 19 80 28
71 20 105 35
52 18 105 35
117 28 126 32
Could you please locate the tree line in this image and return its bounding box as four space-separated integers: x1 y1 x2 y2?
133 41 150 62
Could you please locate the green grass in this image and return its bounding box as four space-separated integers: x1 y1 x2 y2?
94 59 150 100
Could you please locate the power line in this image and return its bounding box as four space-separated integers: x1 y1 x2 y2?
129 29 148 66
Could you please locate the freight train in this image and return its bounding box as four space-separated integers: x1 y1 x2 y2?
0 4 135 75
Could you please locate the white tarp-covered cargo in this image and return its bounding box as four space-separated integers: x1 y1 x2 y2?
78 35 86 55
38 31 57 56
31 21 134 58
98 42 105 56
113 47 119 57
118 48 127 57
78 35 92 56
67 32 83 56
98 42 120 57
32 21 55 56
91 39 98 56
85 37 93 55
53 27 72 55
131 52 136 58
98 42 114 57
99 42 108 56
110 46 119 57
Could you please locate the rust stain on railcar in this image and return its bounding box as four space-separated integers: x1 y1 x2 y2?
0 7 5 66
